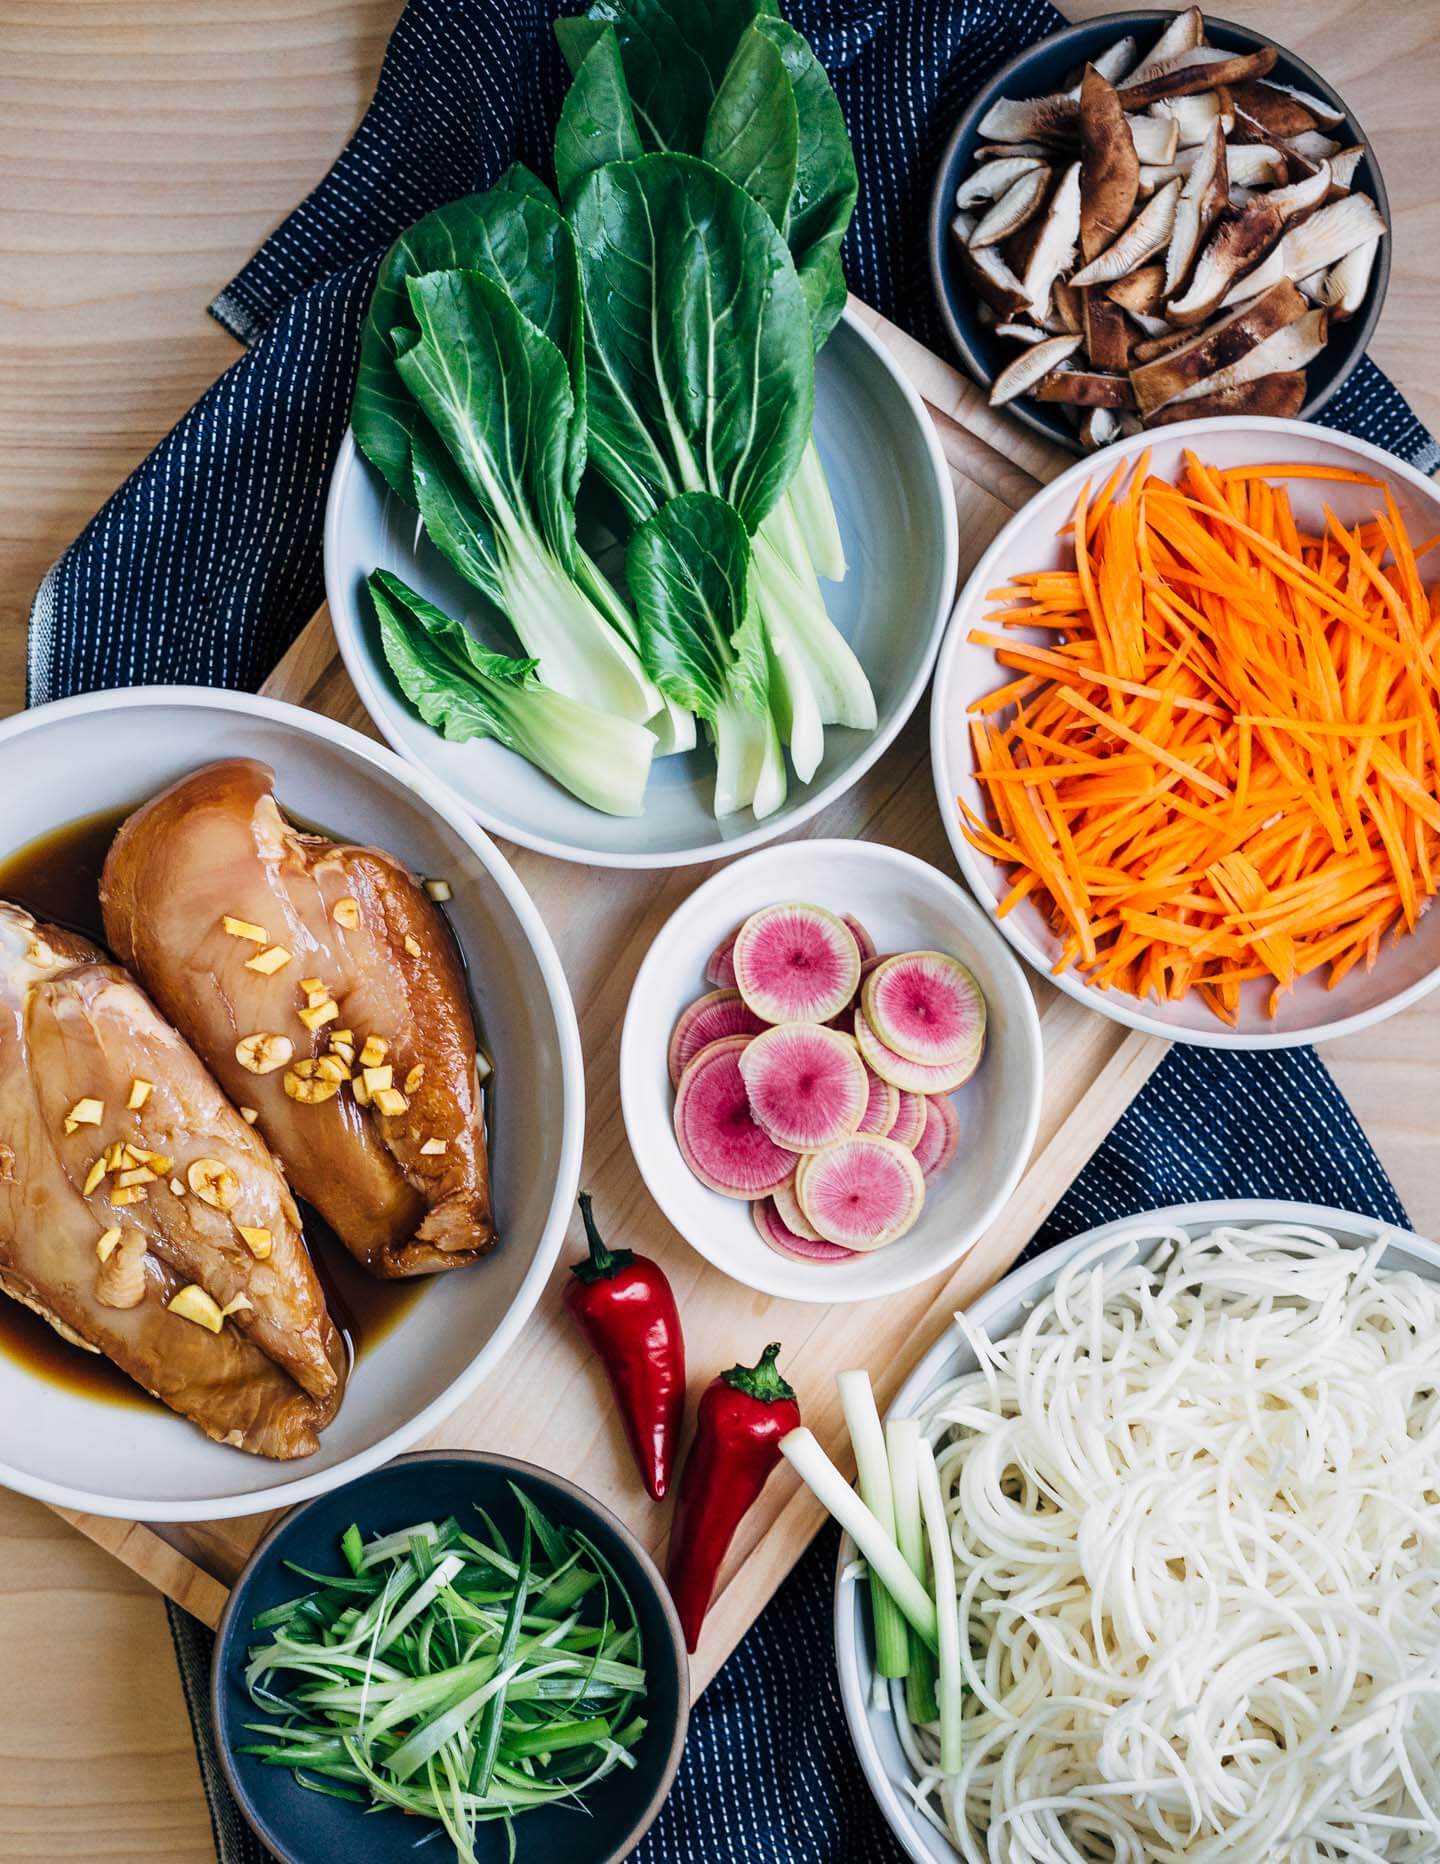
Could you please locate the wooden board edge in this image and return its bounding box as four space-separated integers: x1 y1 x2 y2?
53 1508 229 1630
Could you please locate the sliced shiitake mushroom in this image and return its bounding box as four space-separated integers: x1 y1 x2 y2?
1082 287 1130 371
1131 323 1195 364
994 321 1052 345
1070 177 1181 288
1225 143 1288 188
956 155 1047 210
1151 90 1229 147
1050 279 1082 334
1129 277 1308 412
1078 406 1122 448
1019 161 1082 321
1122 7 1204 89
1032 368 1136 407
952 212 1029 317
1327 146 1365 191
1106 263 1167 315
1219 242 1287 307
1288 130 1343 164
1276 192 1387 281
1125 307 1174 341
1164 120 1228 298
1143 370 1307 424
977 92 1077 145
970 165 1052 248
1120 46 1277 111
1311 236 1380 320
1225 79 1320 140
1264 162 1332 226
1165 197 1284 325
974 141 1049 161
989 333 1083 407
1153 308 1327 412
1129 115 1181 165
1079 66 1140 260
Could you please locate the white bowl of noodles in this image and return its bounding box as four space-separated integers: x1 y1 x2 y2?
833 1200 1440 1863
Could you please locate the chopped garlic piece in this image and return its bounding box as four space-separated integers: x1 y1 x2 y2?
330 1041 355 1066
83 1157 109 1196
316 1054 350 1083
222 915 268 944
245 944 292 975
220 1292 254 1318
298 976 325 995
362 1064 393 1095
351 1075 372 1107
239 1106 259 1124
169 1177 186 1196
187 1157 240 1211
298 998 340 1031
332 896 361 929
404 934 423 958
359 1034 388 1068
419 1137 447 1156
103 1141 127 1171
237 1225 273 1260
424 878 452 902
167 1285 224 1333
115 1166 157 1188
236 1031 293 1075
373 1087 410 1118
66 1097 104 1128
95 1227 124 1262
110 1184 146 1207
403 1063 425 1096
284 1060 339 1104
127 1077 154 1111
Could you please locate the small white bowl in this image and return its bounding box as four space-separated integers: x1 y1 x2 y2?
833 1198 1440 1863
932 417 1440 1049
619 839 1043 1303
0 689 584 1520
327 308 959 868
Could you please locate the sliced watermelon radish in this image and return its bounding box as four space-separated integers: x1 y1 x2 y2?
796 1134 925 1250
842 915 878 962
668 989 765 1087
887 1088 928 1151
732 903 861 1025
855 1066 900 1138
673 1035 797 1199
854 1007 983 1095
862 951 986 1068
752 1197 857 1263
737 1022 867 1153
773 1180 825 1241
914 1095 961 1178
704 926 741 990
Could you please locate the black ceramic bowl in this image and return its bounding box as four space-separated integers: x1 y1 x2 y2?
928 9 1391 453
212 1451 689 1864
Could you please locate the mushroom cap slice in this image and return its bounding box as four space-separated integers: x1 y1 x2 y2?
1106 263 1166 315
1120 46 1277 110
1019 160 1082 321
1313 236 1380 320
988 332 1083 407
970 165 1052 248
1078 406 1122 448
977 92 1077 145
1165 197 1285 326
1326 146 1365 191
951 213 1029 317
1129 279 1311 413
1130 324 1194 364
1079 66 1140 261
1081 288 1130 371
1143 370 1307 425
1264 163 1333 227
1128 115 1181 165
1069 176 1181 288
1152 90 1229 147
1277 192 1387 282
1225 143 1288 188
1032 369 1135 407
1287 130 1343 163
1225 79 1321 141
1123 7 1204 89
956 155 1047 210
1219 242 1287 308
1154 307 1328 412
1164 119 1229 298
994 321 1052 345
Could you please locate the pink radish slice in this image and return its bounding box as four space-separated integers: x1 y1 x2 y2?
887 1089 928 1151
862 951 986 1068
842 915 878 962
668 989 764 1087
738 1023 868 1152
705 926 741 989
854 1006 983 1095
673 1035 797 1199
855 1067 900 1137
796 1135 925 1250
732 903 861 1024
914 1095 961 1178
752 1197 856 1263
773 1181 825 1241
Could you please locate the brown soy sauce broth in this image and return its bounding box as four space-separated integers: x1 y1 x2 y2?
0 808 427 1409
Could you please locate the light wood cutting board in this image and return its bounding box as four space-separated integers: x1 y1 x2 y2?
49 299 1170 1691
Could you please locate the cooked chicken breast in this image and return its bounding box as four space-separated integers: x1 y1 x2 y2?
0 903 345 1458
102 760 494 1279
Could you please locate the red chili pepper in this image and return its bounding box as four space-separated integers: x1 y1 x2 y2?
666 1341 800 1652
563 1193 685 1501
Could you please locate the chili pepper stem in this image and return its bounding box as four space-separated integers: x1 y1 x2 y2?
722 1341 795 1404
572 1189 634 1283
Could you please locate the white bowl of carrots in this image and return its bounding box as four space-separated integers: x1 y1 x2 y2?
931 417 1440 1048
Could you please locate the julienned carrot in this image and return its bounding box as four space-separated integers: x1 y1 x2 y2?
961 452 1440 1027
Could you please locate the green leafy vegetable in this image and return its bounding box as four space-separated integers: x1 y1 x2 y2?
554 25 644 199
370 569 655 816
701 24 799 232
240 1498 649 1862
627 492 785 816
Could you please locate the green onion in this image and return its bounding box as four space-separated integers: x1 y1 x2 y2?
836 1370 909 1679
242 1496 648 1858
915 1437 963 1775
886 1416 939 1726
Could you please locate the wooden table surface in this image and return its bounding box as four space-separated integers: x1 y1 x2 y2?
1 3 1437 1857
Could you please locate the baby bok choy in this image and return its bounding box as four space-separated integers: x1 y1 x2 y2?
239 1497 648 1864
369 570 655 816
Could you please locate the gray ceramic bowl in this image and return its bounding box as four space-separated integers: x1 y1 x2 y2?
326 308 959 868
929 9 1391 454
213 1450 689 1864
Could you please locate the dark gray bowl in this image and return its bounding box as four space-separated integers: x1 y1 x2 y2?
212 1451 689 1864
928 9 1391 453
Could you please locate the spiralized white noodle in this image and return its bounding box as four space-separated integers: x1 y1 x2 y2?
902 1221 1440 1862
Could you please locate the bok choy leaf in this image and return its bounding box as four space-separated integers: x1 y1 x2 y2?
369 569 655 817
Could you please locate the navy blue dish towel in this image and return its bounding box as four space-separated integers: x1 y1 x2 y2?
29 0 1427 1860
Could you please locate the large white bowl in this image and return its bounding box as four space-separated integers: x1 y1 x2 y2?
327 307 959 868
833 1198 1440 1863
619 839 1043 1303
0 689 584 1520
932 417 1440 1048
